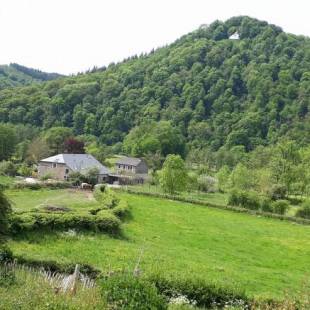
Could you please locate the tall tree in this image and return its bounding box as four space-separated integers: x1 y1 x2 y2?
159 154 187 194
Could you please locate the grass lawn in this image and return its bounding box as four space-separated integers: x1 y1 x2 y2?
7 190 310 299
7 188 98 212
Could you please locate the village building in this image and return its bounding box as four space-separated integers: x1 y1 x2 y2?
38 154 110 183
109 156 149 184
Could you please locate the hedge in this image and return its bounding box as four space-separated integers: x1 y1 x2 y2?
10 212 121 234
118 188 310 226
12 181 72 190
147 274 250 308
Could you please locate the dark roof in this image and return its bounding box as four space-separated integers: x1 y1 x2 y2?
40 154 110 175
115 156 143 167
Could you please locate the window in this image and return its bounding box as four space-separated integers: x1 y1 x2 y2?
52 163 57 168
65 168 69 174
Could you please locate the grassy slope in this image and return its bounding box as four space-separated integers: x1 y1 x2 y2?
7 190 310 299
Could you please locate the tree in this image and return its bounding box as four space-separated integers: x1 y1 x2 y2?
44 127 73 154
64 138 85 154
216 165 231 192
0 186 11 243
159 154 187 194
230 163 255 191
26 137 51 164
0 124 17 161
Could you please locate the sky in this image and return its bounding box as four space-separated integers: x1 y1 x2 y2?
1 0 309 75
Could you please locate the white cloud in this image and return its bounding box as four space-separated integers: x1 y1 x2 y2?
1 0 309 74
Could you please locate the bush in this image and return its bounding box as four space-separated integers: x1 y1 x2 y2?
267 184 287 200
272 200 290 215
260 197 273 213
10 212 121 234
228 190 260 210
295 201 310 219
100 273 167 310
197 175 217 193
12 181 71 190
0 245 13 263
149 274 249 308
0 161 17 177
94 185 120 209
111 200 130 218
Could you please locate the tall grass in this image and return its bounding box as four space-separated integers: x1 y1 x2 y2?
0 262 104 309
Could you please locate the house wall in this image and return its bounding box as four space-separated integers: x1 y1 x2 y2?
115 160 148 175
38 162 71 180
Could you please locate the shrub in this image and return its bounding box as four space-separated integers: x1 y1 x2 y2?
260 197 273 213
0 161 17 177
149 274 249 308
228 190 260 210
272 200 290 215
197 175 217 193
94 185 119 209
12 181 71 190
111 200 130 218
267 184 287 200
0 267 16 287
0 245 13 263
100 273 167 310
295 201 310 219
10 212 121 234
17 164 33 177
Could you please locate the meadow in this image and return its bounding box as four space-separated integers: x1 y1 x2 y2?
6 188 310 300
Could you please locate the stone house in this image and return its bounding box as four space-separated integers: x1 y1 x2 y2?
38 154 110 183
109 156 149 184
115 157 148 175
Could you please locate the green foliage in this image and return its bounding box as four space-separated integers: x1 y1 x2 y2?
44 127 73 154
0 17 309 154
0 124 17 161
0 187 12 243
216 165 231 192
12 181 71 190
267 184 287 200
272 200 290 215
100 273 167 310
10 211 121 234
0 63 62 90
228 190 261 210
296 200 310 219
93 185 120 209
159 155 188 194
0 161 17 177
149 274 249 309
123 121 185 158
197 174 217 193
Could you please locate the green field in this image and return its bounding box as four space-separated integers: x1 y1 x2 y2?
7 189 310 299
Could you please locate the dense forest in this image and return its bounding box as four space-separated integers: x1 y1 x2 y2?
0 16 309 158
0 63 63 90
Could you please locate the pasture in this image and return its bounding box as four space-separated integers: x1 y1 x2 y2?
6 188 310 300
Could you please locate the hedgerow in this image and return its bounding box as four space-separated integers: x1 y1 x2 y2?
12 181 72 190
10 211 121 234
118 188 310 225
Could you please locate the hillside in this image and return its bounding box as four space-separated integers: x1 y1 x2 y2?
0 16 309 151
0 63 63 89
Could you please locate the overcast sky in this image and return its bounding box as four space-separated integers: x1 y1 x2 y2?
1 0 309 75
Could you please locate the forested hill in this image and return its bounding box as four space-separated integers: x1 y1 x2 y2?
0 63 63 89
0 16 309 153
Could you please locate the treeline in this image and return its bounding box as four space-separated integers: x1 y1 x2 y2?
0 16 308 153
0 64 63 90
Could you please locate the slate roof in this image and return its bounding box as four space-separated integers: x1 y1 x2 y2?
40 154 110 175
115 156 143 167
